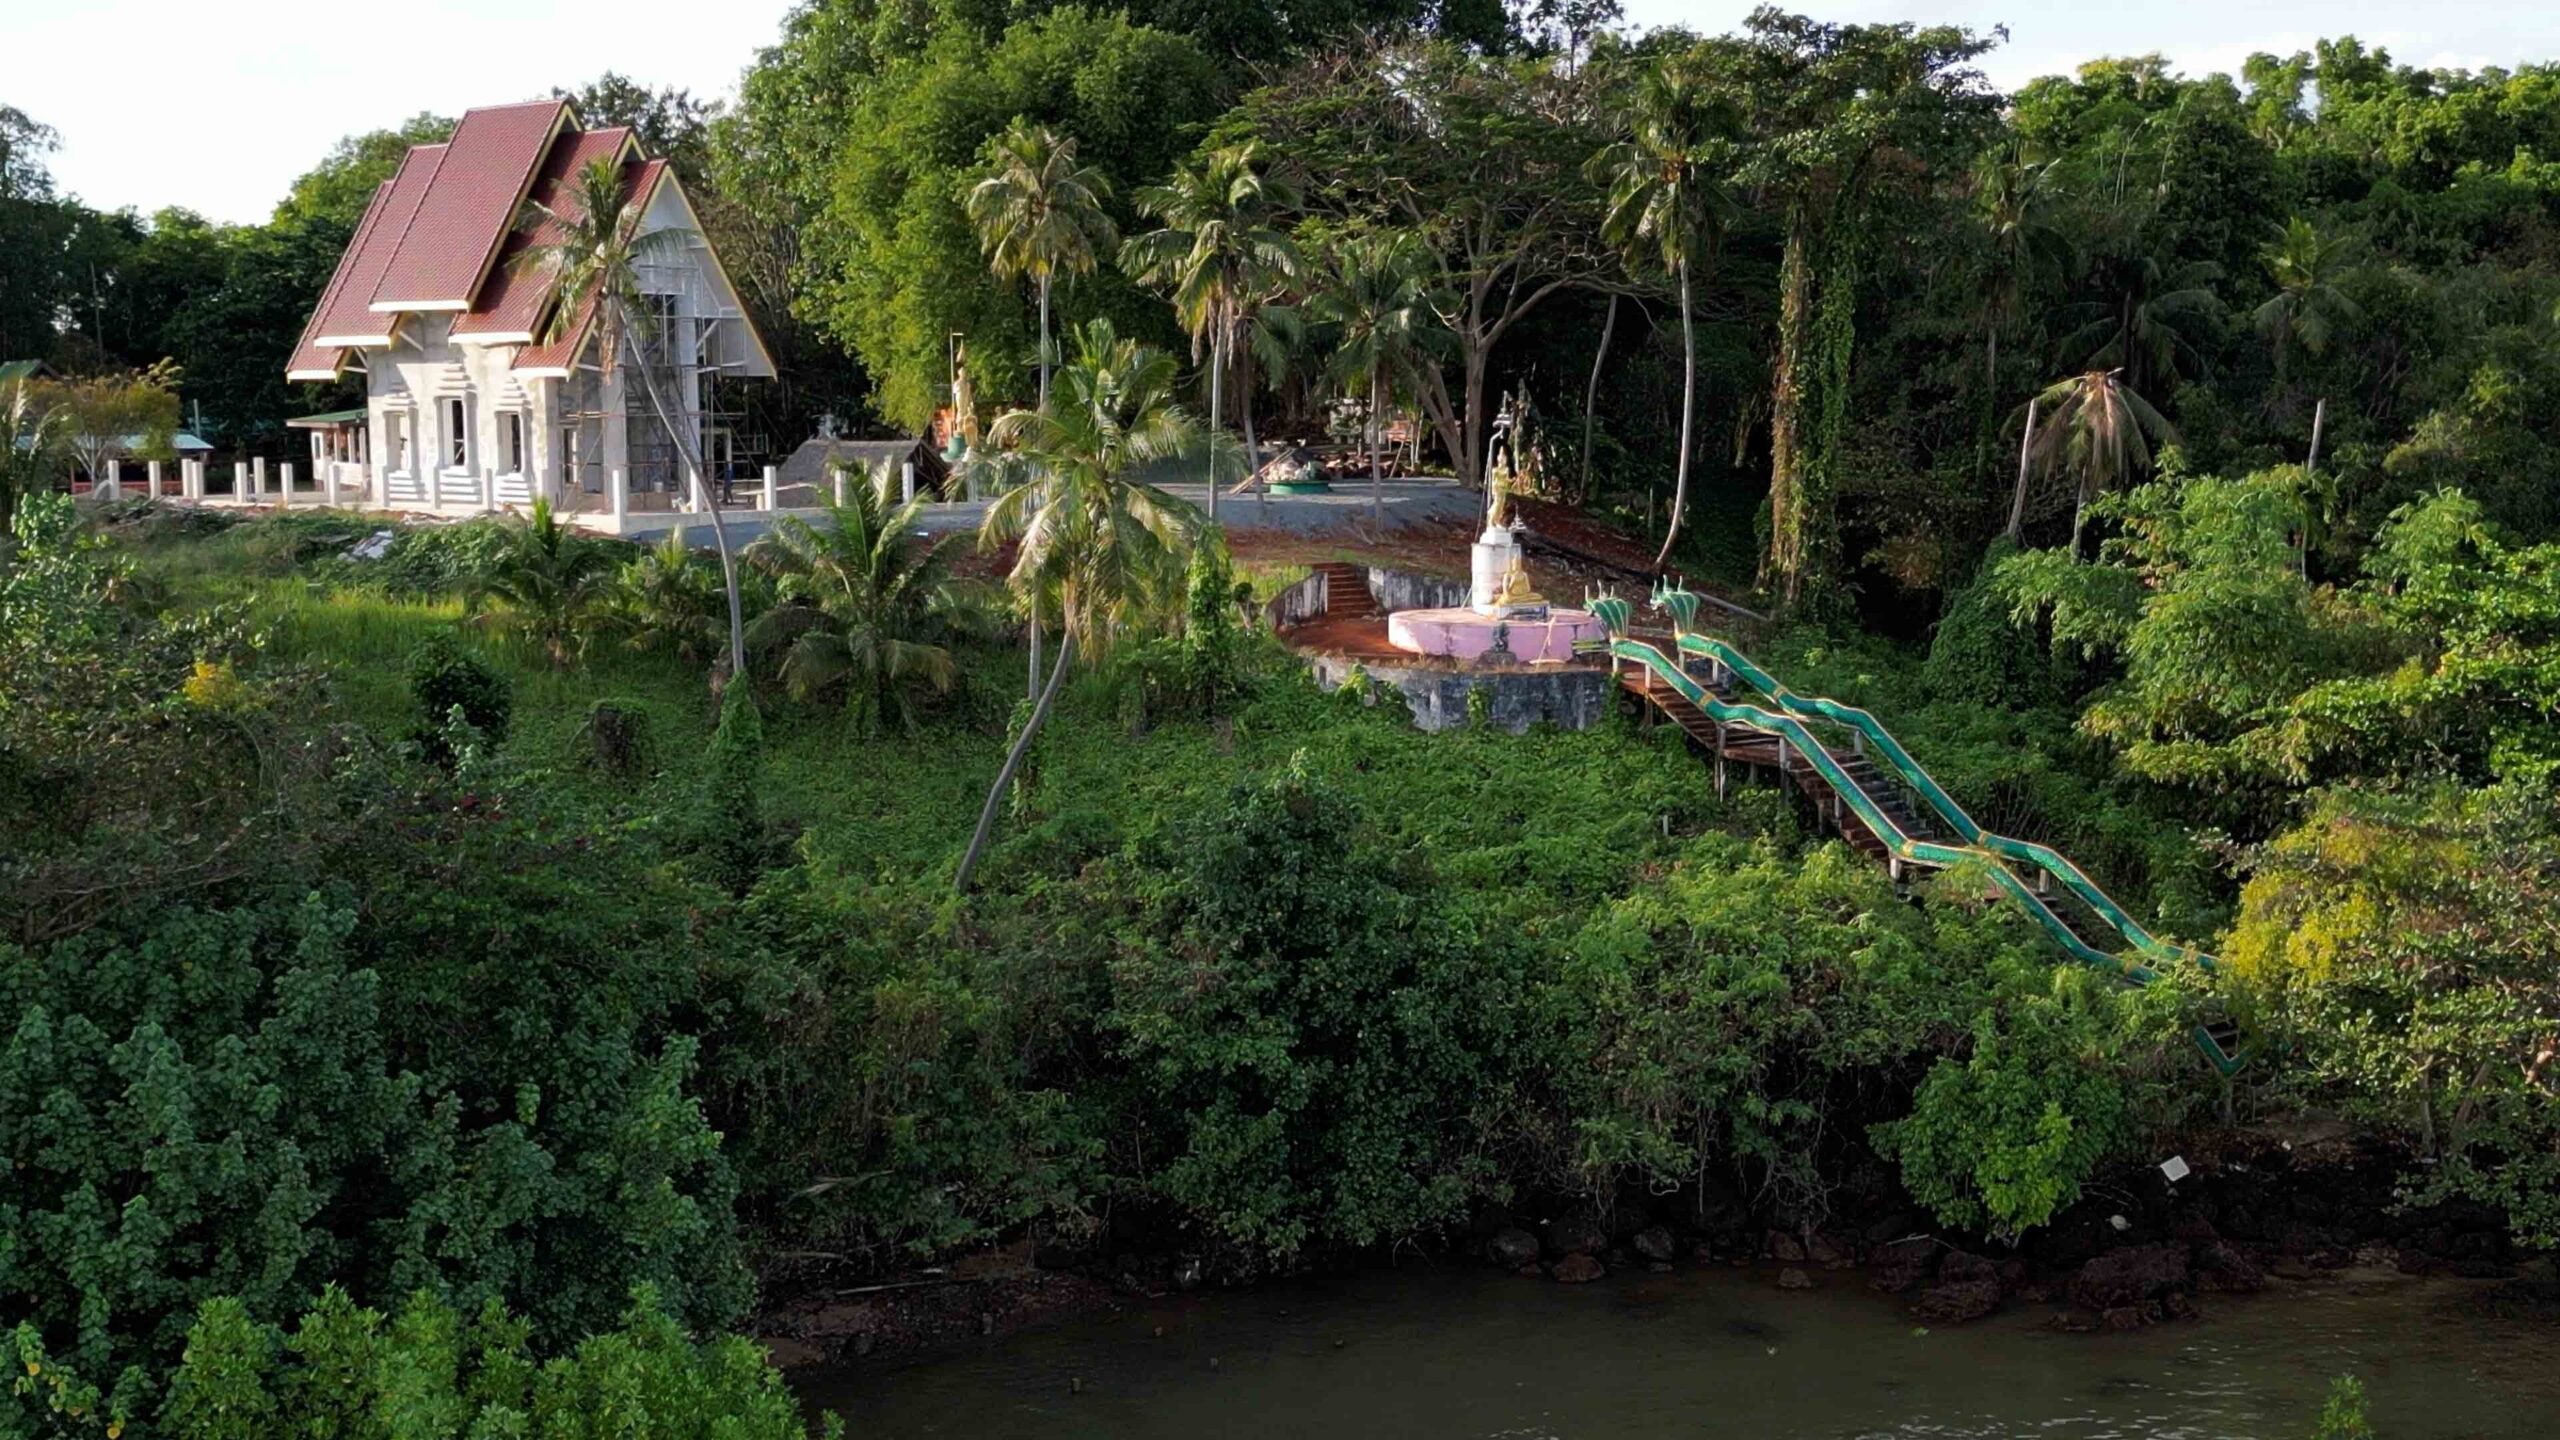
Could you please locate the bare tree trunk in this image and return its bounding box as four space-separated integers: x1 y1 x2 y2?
1368 369 1384 535
2005 395 2039 543
1580 292 1618 506
1037 274 1052 413
1027 594 1041 700
957 627 1075 893
619 301 745 678
1763 215 1813 601
2301 395 2325 578
1655 257 1696 572
1237 331 1262 489
1207 319 1225 522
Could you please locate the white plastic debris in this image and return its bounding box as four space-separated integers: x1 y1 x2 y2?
2108 1214 2131 1232
2159 1155 2191 1183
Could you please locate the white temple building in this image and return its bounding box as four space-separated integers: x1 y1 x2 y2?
280 99 771 524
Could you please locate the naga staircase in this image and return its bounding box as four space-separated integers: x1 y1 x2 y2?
1590 587 2246 1074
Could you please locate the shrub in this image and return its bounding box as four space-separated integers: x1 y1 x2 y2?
405 630 511 760
695 684 767 894
9 1287 831 1439
577 697 656 777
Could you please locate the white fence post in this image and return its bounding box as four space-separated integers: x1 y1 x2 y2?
762 464 778 512
834 464 848 507
147 460 162 498
324 456 339 508
278 463 294 507
687 466 705 514
97 460 118 502
610 468 628 528
483 467 498 515
251 457 267 501
901 460 915 504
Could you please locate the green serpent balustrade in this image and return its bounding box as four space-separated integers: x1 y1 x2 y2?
1595 588 2243 1073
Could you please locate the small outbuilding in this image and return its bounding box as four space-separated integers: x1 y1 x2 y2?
776 436 951 507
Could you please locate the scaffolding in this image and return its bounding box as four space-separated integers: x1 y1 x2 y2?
553 244 767 503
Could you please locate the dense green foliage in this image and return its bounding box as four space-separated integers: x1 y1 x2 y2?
11 1287 825 1439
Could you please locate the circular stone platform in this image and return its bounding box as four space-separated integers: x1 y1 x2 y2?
1386 606 1606 664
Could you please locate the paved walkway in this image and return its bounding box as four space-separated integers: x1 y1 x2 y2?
616 478 1481 545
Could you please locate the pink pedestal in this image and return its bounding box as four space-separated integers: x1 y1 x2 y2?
1385 606 1604 664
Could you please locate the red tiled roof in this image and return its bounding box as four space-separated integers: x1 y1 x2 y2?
288 175 392 377
301 145 446 353
453 126 634 342
368 100 567 312
510 158 669 376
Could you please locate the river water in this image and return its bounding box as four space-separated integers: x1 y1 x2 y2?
798 1262 2557 1438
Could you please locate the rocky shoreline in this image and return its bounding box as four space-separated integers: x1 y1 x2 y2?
756 1129 2549 1371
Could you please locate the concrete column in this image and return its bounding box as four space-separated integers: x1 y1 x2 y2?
251 457 267 501
762 464 778 512
147 460 162 498
181 459 197 499
901 460 915 504
609 468 628 527
833 465 848 507
98 461 119 502
483 467 499 514
687 466 705 514
278 463 294 508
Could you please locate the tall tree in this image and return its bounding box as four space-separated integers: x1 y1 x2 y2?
34 363 179 491
957 318 1220 891
1123 141 1301 524
1591 45 1738 569
1713 10 1999 609
1306 232 1429 534
2253 215 2360 394
513 158 747 679
1228 35 1615 488
964 121 1118 414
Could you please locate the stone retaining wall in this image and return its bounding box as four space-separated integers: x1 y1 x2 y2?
1308 654 1613 734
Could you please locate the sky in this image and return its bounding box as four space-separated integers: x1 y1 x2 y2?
9 0 2560 225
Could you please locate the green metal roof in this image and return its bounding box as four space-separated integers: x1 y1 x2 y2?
285 408 368 426
0 360 46 383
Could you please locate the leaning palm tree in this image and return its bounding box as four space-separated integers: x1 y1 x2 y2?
1305 233 1427 535
472 496 620 667
964 121 1118 413
957 319 1226 891
1589 51 1737 569
1121 142 1301 525
2027 369 2178 556
2058 251 2225 400
745 461 988 734
2253 215 2361 393
512 157 746 679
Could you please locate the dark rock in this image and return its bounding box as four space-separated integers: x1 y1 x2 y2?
1768 1231 1808 1263
1998 1258 2031 1293
1546 1215 1608 1259
1632 1226 1678 1264
2100 1305 2148 1332
2170 1210 2220 1244
1776 1267 1814 1291
1487 1226 1541 1270
762 1337 823 1369
1552 1253 1606 1284
2068 1244 2191 1312
2194 1241 2266 1294
2451 1231 2507 1263
1869 1238 1938 1295
1938 1251 2000 1286
1467 1203 1515 1238
1808 1232 1855 1269
1912 1279 2002 1324
2453 1257 2518 1280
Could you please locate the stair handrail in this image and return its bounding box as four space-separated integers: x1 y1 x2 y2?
1608 634 2157 983
1643 587 2215 973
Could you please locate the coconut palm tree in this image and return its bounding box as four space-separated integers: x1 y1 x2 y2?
2058 251 2225 400
964 122 1118 414
1121 142 1301 524
2027 369 2178 556
2253 215 2361 393
512 157 747 679
473 496 620 667
957 319 1224 892
746 461 988 734
1972 141 2068 401
1305 232 1428 535
1589 51 1737 569
607 530 726 665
